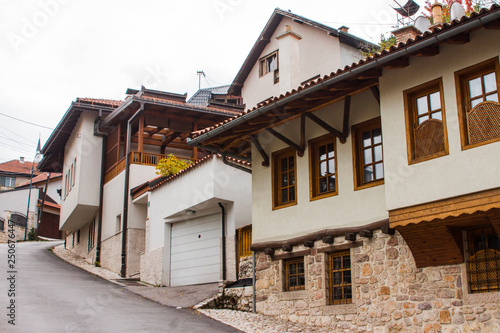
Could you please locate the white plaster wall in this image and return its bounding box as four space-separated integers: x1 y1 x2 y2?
102 172 125 241
251 90 387 243
340 43 365 68
60 112 102 230
44 179 62 204
0 188 39 222
241 17 362 110
380 28 500 211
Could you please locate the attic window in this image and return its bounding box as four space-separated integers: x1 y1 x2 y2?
259 51 279 84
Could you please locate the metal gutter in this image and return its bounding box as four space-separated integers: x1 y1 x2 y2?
191 8 500 147
222 155 252 173
218 202 227 282
93 112 106 265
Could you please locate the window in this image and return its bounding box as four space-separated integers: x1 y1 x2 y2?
0 176 15 188
116 214 122 233
327 250 352 305
259 51 279 84
309 134 337 200
352 118 384 190
404 78 448 163
272 148 297 209
284 257 305 291
10 213 26 227
88 219 96 252
455 58 500 149
72 233 75 248
0 218 4 232
76 230 80 244
466 226 500 294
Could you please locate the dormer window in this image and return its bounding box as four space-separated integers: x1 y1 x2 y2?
259 51 279 84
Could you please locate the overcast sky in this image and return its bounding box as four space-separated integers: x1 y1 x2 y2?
0 0 429 163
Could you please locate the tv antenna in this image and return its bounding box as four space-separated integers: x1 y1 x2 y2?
197 70 206 90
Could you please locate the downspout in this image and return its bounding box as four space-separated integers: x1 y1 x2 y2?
94 113 106 265
218 202 227 281
252 251 256 313
121 106 144 277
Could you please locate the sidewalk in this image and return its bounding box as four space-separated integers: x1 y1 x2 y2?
52 244 332 333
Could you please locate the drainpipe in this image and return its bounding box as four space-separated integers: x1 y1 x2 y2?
252 251 256 313
94 113 106 265
37 172 51 236
218 202 226 281
121 106 144 277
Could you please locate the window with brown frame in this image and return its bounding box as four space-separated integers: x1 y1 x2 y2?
272 148 297 209
327 250 352 305
284 257 305 291
259 51 279 84
466 226 500 294
404 78 448 164
352 118 384 190
455 58 500 149
309 134 337 200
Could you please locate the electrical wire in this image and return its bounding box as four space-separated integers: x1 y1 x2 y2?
0 112 54 130
0 132 36 150
0 124 38 145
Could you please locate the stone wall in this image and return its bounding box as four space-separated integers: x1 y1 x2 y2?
140 247 163 286
126 228 145 278
254 229 500 332
0 212 35 243
239 255 253 279
202 284 253 312
100 233 122 274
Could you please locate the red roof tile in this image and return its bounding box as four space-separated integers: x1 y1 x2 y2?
76 98 123 108
18 173 62 187
0 159 40 176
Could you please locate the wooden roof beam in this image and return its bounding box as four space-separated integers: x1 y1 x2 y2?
356 69 383 80
162 131 181 147
446 33 470 44
384 58 410 69
266 127 305 157
414 45 439 57
304 112 346 143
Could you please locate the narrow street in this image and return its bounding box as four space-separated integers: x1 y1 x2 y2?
0 241 241 333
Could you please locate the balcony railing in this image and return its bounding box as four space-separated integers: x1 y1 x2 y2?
104 152 197 184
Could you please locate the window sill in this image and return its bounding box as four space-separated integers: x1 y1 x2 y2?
354 179 384 191
272 201 297 211
279 289 307 300
324 302 357 315
461 136 500 151
310 191 338 202
408 150 448 165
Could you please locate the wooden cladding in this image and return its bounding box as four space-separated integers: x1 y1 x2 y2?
105 124 122 173
467 101 500 145
238 225 252 258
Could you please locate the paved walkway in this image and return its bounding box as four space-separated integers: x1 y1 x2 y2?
52 243 332 333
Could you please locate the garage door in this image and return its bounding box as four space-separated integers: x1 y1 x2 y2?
170 213 221 286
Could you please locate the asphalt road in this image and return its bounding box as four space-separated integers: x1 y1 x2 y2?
0 241 242 333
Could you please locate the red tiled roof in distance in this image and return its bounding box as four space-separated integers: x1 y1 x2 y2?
76 98 123 108
18 173 62 187
0 159 40 176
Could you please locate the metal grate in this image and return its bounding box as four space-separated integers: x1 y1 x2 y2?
284 257 305 291
467 226 500 294
327 250 352 305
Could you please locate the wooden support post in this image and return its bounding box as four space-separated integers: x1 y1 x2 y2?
138 113 144 154
300 113 306 152
192 122 198 159
250 135 270 167
382 226 396 235
359 230 373 238
342 95 351 142
282 244 293 252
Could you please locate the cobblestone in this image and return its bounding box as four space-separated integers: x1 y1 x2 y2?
199 309 332 333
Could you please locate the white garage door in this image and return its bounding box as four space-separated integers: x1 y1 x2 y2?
170 213 222 286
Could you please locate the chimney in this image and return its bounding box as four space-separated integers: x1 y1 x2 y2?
20 157 25 163
432 2 443 26
276 24 302 94
391 25 422 44
339 26 349 33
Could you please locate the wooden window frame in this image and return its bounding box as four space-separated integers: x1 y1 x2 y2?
88 219 96 252
309 134 338 201
455 57 500 150
283 257 306 292
465 225 500 294
352 117 384 190
259 50 279 84
403 77 449 164
272 148 297 210
326 249 352 305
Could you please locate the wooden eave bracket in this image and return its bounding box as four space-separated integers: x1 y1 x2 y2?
384 57 410 69
446 33 470 44
250 135 270 167
266 115 306 157
414 45 440 57
304 95 350 144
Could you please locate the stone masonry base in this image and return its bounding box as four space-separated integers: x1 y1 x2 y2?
254 229 500 332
